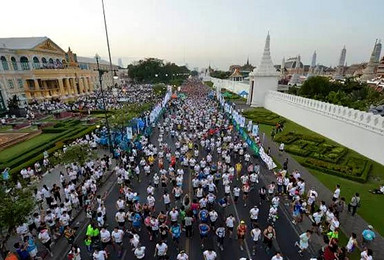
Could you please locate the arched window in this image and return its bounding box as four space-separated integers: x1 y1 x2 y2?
20 56 30 70
42 57 47 64
11 57 18 70
33 57 40 69
1 56 9 71
48 58 54 64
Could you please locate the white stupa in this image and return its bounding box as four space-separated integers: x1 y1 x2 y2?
247 32 279 107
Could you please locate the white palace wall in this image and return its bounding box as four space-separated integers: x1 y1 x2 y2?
210 77 249 94
264 91 384 165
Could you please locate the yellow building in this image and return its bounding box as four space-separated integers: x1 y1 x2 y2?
0 37 118 109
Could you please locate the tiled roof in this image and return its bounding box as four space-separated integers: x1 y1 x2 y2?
0 37 48 50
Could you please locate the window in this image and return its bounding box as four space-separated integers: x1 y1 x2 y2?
20 56 30 70
33 57 40 69
1 56 9 70
8 79 15 89
11 57 18 70
17 79 24 89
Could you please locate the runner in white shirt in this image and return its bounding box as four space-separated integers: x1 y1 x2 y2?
203 249 217 260
249 206 259 223
155 241 168 257
250 224 261 255
177 251 189 260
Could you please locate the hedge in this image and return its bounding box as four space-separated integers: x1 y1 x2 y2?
301 158 371 183
274 132 298 144
3 126 89 170
9 125 96 178
285 145 311 157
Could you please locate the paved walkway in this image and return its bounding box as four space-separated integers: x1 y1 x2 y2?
236 102 384 259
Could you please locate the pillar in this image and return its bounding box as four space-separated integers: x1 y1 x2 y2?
84 77 89 93
33 79 41 98
64 78 71 95
79 77 85 94
58 78 65 96
88 77 94 92
71 78 78 95
42 81 48 98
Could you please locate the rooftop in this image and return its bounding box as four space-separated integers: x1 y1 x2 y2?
0 37 48 50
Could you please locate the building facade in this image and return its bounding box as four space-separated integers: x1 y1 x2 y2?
0 37 118 109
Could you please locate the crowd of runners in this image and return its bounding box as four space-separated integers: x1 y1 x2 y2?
5 78 377 260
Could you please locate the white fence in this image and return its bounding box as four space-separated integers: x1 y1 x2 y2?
264 90 384 165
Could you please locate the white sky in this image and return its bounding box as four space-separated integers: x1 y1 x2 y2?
1 0 383 70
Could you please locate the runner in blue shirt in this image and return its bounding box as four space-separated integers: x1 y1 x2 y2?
132 212 142 232
199 223 211 249
199 209 209 223
170 223 181 250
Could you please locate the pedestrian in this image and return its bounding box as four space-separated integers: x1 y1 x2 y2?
250 223 261 255
215 224 226 251
295 230 312 256
134 244 146 259
345 232 360 253
203 249 217 260
176 250 189 260
38 228 53 256
237 220 247 251
271 252 283 260
199 222 210 249
263 225 276 253
362 225 375 245
92 248 108 260
348 193 360 216
154 240 168 260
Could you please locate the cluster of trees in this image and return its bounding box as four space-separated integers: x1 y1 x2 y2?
210 70 231 79
128 58 189 86
288 76 384 111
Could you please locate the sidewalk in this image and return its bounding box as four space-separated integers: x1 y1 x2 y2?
4 148 112 258
236 102 384 259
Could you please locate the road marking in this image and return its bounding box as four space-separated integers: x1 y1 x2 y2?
229 191 253 259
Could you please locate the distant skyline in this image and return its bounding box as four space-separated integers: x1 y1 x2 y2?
1 0 383 70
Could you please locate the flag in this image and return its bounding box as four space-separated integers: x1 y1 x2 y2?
126 127 133 140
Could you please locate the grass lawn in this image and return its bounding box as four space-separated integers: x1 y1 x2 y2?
245 107 384 236
0 133 60 163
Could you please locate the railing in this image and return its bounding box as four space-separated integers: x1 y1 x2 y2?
265 90 384 134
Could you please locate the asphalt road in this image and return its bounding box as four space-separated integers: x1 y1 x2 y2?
70 99 315 260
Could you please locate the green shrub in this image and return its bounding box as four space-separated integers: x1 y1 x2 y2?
285 145 311 157
274 132 298 144
42 127 67 133
301 158 370 183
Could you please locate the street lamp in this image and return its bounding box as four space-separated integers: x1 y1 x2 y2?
95 53 113 153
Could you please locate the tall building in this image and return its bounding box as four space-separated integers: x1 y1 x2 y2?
307 51 317 78
0 37 118 108
361 40 382 81
334 46 347 80
118 58 123 68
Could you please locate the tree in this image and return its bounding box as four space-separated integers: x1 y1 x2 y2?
128 58 189 84
0 186 35 234
60 144 96 166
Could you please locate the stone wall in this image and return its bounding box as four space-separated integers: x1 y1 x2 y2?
264 90 384 165
210 77 249 94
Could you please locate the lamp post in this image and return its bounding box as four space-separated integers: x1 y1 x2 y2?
100 0 115 88
95 54 113 153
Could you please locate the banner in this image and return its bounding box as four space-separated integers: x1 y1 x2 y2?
247 120 253 132
259 146 277 170
252 124 259 136
126 127 133 140
240 116 245 128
